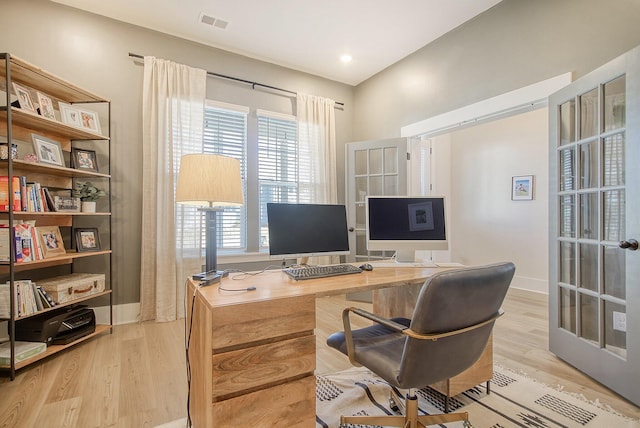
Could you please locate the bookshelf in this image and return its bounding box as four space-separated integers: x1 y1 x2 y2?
0 53 113 379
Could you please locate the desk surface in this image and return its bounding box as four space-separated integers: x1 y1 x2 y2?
196 265 453 308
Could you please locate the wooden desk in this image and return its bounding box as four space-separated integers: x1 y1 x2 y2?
186 266 493 427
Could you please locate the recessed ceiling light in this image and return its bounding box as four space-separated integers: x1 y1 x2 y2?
340 54 353 63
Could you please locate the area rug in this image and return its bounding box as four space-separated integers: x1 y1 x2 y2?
156 366 639 428
316 366 640 428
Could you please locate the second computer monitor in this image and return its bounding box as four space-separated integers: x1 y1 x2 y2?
366 196 447 262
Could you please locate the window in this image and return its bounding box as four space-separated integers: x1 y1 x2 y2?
198 103 300 255
257 110 299 249
202 101 248 251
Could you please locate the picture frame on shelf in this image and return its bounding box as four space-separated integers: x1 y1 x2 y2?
511 175 534 201
53 196 81 212
59 103 101 134
36 91 56 120
75 228 101 252
31 134 65 167
12 82 37 113
36 225 66 258
71 148 98 172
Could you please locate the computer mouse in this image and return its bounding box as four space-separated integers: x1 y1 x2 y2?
359 263 374 271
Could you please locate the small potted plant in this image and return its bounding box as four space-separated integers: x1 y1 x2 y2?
73 181 106 213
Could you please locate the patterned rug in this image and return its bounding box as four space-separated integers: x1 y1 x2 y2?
316 366 640 428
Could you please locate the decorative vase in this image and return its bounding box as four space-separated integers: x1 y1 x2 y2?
81 201 96 213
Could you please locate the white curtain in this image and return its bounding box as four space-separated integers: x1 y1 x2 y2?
296 93 337 264
296 93 337 204
140 56 206 322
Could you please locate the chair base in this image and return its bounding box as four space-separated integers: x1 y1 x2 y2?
340 392 472 428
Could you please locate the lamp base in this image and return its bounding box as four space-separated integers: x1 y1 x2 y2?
192 270 227 286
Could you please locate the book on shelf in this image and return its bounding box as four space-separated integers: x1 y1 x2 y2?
0 341 47 365
0 176 21 212
0 223 23 263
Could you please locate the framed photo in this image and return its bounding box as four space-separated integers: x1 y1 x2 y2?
36 226 66 258
59 102 83 127
31 134 65 167
512 175 534 201
12 82 37 113
36 91 56 120
75 228 101 252
53 196 81 212
71 148 98 172
59 103 101 134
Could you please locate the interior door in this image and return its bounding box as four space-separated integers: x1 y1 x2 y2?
345 138 408 263
548 45 640 405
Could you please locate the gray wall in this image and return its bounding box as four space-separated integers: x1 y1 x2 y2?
3 0 354 306
353 0 640 140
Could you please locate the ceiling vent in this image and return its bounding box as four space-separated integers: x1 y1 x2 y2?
199 13 229 30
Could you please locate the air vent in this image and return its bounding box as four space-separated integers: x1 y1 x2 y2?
199 12 229 30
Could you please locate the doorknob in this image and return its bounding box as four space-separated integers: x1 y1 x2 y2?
619 239 638 251
348 227 355 232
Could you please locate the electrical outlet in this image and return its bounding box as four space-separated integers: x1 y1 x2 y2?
613 311 627 332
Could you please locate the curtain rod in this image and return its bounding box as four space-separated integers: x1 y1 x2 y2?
129 52 344 107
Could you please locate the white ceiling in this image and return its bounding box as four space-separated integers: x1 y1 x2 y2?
51 0 502 86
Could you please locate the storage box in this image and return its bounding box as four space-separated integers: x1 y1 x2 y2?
0 341 46 365
38 273 105 304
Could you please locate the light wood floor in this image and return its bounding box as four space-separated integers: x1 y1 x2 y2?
1 288 638 427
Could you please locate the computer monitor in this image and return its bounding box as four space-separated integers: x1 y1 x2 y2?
366 196 447 263
266 203 350 259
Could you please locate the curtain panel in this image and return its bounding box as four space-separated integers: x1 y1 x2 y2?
140 57 206 322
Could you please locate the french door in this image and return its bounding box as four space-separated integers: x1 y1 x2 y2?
345 138 409 263
548 46 640 405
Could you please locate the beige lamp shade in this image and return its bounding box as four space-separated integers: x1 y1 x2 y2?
176 154 244 206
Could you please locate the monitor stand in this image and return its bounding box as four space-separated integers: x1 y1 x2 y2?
374 250 438 268
395 250 416 264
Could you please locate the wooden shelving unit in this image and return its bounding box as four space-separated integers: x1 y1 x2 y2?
0 53 113 379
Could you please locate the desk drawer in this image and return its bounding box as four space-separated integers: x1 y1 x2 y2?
212 375 315 427
212 334 316 400
211 295 315 351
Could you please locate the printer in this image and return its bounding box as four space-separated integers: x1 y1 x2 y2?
14 305 96 345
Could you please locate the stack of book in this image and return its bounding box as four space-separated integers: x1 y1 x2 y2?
0 279 57 318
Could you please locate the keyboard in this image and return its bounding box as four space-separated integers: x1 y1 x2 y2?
284 264 363 281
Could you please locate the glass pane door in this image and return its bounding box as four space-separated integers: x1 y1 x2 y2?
346 138 407 263
549 45 640 406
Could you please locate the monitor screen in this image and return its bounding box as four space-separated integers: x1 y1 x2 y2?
366 196 447 261
266 203 350 259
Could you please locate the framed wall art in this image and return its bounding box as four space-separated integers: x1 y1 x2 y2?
512 175 534 201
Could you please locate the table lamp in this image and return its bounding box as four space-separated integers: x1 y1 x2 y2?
176 154 243 284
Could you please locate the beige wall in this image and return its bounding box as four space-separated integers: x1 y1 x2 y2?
446 108 549 292
3 0 354 306
353 0 640 140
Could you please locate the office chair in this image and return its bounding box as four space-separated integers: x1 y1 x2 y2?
326 262 515 428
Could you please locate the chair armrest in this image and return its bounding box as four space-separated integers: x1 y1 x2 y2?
341 307 408 365
402 310 504 340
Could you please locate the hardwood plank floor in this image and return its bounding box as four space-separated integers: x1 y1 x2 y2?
1 288 638 427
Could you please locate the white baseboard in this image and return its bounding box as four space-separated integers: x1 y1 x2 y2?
511 274 548 294
91 302 140 325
